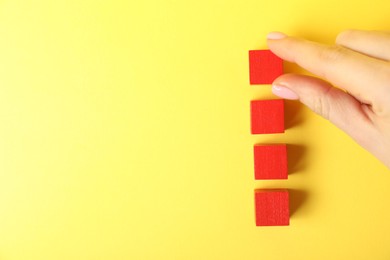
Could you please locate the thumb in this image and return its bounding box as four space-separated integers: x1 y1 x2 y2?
272 74 377 148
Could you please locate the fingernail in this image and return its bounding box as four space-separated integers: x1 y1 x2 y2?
267 32 287 40
272 84 299 100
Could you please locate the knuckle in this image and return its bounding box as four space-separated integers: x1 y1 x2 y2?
315 45 348 80
312 97 329 120
317 45 346 64
310 87 334 120
336 29 355 44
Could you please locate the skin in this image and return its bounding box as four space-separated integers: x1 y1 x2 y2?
267 30 390 169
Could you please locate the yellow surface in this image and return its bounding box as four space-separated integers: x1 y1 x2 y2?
0 0 389 259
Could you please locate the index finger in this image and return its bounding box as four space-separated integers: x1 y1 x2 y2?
267 33 390 107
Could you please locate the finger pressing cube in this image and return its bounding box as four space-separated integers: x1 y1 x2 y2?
249 50 283 85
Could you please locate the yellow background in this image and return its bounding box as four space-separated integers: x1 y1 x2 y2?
0 0 389 259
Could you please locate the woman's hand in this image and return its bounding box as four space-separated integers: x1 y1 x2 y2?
267 30 390 168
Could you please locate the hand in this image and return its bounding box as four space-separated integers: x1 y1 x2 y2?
267 30 390 169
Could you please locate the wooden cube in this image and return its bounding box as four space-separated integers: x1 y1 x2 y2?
254 144 288 180
251 99 284 134
255 189 289 226
249 50 283 85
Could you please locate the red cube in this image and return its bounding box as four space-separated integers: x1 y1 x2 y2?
251 99 284 134
254 144 288 180
249 50 283 85
255 189 289 226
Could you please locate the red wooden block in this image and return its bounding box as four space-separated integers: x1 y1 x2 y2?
255 189 289 226
251 99 284 134
249 50 283 84
254 144 288 180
